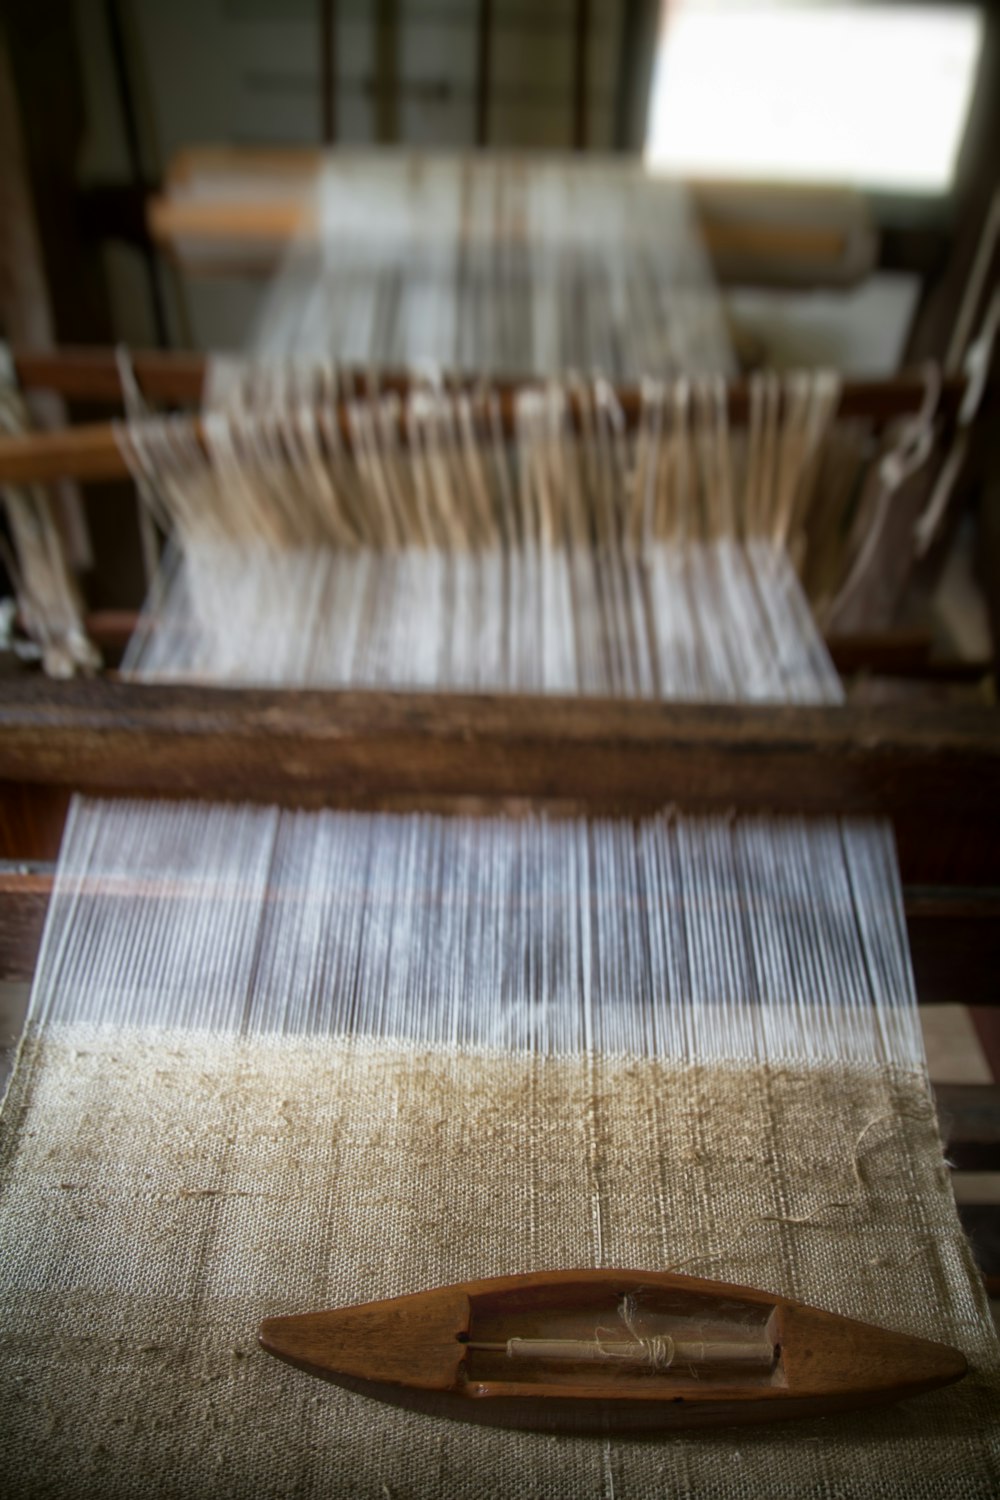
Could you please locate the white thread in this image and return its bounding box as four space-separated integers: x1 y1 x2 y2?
118 373 843 705
26 799 923 1071
247 156 733 379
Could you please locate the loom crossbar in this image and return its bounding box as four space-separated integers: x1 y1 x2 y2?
0 351 967 487
12 347 964 420
0 681 997 887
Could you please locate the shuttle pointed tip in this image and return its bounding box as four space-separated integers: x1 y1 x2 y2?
935 1341 968 1388
258 1311 328 1366
258 1314 291 1358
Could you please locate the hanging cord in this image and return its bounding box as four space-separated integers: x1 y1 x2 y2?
771 369 841 565
0 381 100 677
114 345 174 582
829 362 941 624
631 376 664 550
913 288 999 558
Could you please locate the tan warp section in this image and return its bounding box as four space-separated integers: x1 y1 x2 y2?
1 1028 997 1498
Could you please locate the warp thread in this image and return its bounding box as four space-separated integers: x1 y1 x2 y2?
117 369 847 702
250 153 734 379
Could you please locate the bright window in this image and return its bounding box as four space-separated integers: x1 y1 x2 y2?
645 2 983 194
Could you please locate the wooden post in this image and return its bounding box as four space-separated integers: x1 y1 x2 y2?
319 0 337 145
572 0 589 150
374 0 399 145
475 0 492 148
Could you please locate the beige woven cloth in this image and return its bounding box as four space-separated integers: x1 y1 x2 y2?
1 1026 998 1498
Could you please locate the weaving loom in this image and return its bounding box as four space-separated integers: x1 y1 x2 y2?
1 155 999 1497
2 374 1000 1495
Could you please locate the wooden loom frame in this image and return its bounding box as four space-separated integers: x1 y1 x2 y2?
0 348 997 1283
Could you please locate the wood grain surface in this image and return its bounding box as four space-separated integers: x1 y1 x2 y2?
258 1267 968 1434
1 680 998 883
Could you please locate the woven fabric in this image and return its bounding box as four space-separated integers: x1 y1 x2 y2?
1 1027 997 1498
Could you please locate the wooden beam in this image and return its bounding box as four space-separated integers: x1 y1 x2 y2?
826 632 993 683
14 347 966 421
14 345 207 402
1 357 969 487
77 611 995 685
936 1084 1000 1171
319 0 337 145
905 15 1000 369
137 145 876 286
147 198 849 266
572 0 589 151
104 0 168 346
0 866 51 982
613 0 655 153
374 0 398 145
0 419 145 484
474 0 492 147
971 1005 1000 1083
907 888 1000 1012
0 680 997 885
956 1205 1000 1296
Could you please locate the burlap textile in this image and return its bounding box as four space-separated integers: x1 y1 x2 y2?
2 1028 998 1497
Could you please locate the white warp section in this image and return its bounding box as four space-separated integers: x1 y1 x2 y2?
123 538 842 701
251 153 733 379
30 799 919 1069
